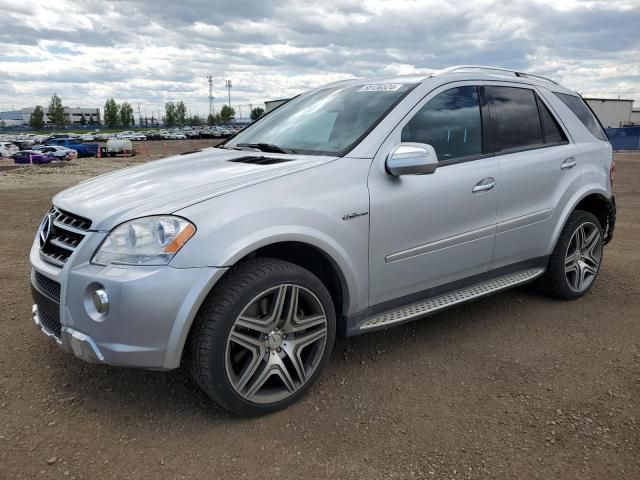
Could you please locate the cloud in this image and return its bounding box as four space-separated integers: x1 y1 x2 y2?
0 0 638 118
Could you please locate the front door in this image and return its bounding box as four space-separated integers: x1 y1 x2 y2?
368 84 499 306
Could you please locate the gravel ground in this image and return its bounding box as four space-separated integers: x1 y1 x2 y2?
0 144 638 479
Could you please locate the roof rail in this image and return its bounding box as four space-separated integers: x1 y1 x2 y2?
434 65 558 85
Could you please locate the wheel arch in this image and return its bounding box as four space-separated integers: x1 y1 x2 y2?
548 186 610 254
165 236 356 369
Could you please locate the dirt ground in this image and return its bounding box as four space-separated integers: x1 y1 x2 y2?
0 143 638 479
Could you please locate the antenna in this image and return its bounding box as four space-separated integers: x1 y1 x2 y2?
207 75 214 116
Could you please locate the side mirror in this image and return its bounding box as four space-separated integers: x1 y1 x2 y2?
386 143 438 176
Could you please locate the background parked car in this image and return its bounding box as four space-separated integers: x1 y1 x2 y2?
12 150 54 164
33 145 78 161
46 138 99 157
0 141 19 158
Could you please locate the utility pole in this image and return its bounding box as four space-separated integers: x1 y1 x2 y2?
225 80 232 108
137 103 142 126
207 75 214 116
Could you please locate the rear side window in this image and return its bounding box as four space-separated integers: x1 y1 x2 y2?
485 86 543 151
554 93 608 141
537 98 567 144
401 86 483 161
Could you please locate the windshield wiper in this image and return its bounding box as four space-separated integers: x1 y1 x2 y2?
235 143 296 154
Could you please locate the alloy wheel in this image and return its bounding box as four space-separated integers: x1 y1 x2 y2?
224 284 328 404
564 221 602 292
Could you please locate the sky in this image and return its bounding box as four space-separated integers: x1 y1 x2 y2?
0 0 638 119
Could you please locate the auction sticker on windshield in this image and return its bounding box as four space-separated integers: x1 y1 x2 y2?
357 84 403 92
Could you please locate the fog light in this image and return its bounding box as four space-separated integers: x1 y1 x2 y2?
92 289 109 314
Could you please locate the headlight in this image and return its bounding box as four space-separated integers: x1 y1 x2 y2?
92 216 196 266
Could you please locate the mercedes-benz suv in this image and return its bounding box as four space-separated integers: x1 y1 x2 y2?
30 66 616 416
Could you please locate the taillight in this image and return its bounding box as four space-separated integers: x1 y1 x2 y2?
609 160 616 190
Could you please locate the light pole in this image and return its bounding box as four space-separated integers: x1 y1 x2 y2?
225 80 232 108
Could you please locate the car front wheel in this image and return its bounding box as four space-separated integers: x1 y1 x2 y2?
188 258 336 416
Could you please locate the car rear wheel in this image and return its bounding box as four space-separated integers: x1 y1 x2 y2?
542 210 603 300
188 258 336 416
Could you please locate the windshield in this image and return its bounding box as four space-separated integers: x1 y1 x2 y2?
225 82 417 155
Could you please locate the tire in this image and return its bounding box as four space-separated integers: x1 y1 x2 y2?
542 210 604 300
188 258 336 416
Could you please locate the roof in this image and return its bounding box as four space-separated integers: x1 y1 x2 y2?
319 65 575 95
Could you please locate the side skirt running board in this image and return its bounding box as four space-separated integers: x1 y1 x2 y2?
356 268 545 333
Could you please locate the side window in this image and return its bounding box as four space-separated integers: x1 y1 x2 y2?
401 86 482 161
553 92 608 141
537 97 567 144
485 86 543 151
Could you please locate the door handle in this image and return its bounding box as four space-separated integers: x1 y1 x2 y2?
472 177 496 193
561 157 577 169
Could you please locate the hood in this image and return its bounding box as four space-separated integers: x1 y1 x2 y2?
53 147 336 230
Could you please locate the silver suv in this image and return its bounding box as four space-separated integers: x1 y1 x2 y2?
30 66 616 416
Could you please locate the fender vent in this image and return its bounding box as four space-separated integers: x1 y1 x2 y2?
230 156 294 166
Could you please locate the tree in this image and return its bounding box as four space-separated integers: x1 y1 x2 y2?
80 113 86 126
187 114 201 126
120 102 134 127
220 105 235 123
104 98 120 129
29 105 45 130
48 93 66 128
250 107 265 121
88 114 96 126
165 102 176 127
207 113 215 126
175 101 187 126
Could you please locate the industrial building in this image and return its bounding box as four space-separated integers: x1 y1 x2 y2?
584 98 634 128
0 106 100 126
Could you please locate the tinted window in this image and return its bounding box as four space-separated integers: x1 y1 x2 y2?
537 98 566 144
554 92 608 141
486 86 543 151
401 86 482 161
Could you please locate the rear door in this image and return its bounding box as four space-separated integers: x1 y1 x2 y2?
484 83 580 268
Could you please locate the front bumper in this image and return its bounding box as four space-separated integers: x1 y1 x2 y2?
30 239 227 369
32 304 105 363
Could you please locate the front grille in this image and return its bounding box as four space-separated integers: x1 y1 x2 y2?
39 207 92 268
35 271 61 302
39 309 62 338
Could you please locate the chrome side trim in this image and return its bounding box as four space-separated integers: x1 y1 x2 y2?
496 208 553 234
385 225 495 263
359 268 544 331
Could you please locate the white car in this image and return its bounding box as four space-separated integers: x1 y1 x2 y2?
80 134 95 142
33 145 78 161
0 142 19 158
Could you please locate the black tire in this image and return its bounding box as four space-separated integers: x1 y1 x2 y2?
188 258 336 416
541 210 603 300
